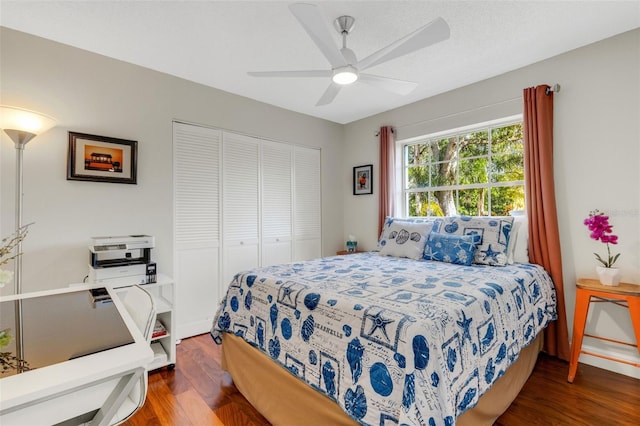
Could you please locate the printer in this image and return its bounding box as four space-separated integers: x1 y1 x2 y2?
88 235 156 287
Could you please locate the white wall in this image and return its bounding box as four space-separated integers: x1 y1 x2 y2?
0 27 345 295
343 29 640 378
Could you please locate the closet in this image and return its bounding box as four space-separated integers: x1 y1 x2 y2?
173 122 321 338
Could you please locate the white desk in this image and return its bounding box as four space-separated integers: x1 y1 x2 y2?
0 285 153 425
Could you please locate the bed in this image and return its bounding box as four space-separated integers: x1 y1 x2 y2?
211 217 557 425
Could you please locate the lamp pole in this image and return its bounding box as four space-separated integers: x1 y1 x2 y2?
14 137 32 370
8 132 35 295
1 106 56 373
6 131 37 372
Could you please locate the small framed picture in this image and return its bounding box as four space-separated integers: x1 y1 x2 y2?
353 164 373 195
67 132 137 184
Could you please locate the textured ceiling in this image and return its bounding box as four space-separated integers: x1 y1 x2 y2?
1 1 639 124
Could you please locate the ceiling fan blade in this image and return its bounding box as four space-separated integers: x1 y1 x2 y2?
358 74 418 95
357 17 450 71
248 70 332 78
289 3 347 69
316 83 342 106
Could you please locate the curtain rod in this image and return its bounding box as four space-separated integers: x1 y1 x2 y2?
374 127 395 137
546 83 561 95
374 83 561 136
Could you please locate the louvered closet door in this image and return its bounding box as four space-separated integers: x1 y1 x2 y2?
222 132 260 285
293 146 322 260
173 122 221 338
261 141 293 267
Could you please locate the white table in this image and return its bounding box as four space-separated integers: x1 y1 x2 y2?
0 285 153 425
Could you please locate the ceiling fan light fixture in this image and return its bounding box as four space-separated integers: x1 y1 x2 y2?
332 66 358 85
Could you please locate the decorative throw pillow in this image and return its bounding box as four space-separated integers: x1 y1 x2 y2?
423 232 480 266
378 221 432 260
437 216 515 266
376 216 438 251
511 214 530 264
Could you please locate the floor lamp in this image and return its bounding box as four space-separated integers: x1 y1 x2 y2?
0 105 56 370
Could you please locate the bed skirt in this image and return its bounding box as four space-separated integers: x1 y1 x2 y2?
221 332 543 425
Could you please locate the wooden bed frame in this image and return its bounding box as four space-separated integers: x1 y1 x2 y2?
221 332 543 425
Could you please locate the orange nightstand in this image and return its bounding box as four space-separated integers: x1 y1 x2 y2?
568 278 640 383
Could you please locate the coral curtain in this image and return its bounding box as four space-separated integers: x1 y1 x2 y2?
378 126 396 236
523 85 570 361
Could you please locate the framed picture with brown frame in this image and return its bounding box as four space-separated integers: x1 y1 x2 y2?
67 132 138 184
353 164 373 195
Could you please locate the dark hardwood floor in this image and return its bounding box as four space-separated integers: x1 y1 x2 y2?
124 334 640 426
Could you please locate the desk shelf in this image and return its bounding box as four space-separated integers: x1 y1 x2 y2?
114 274 176 371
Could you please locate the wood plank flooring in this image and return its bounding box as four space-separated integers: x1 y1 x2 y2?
124 334 640 426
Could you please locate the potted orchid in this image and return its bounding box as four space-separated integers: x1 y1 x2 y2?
583 210 621 286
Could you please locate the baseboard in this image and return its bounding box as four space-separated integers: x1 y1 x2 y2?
176 319 213 340
579 341 640 379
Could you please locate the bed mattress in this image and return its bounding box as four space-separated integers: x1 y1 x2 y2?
211 252 557 424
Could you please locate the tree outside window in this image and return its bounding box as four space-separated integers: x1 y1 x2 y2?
401 119 524 217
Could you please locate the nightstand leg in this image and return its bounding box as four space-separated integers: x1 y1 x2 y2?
627 296 640 356
568 289 591 383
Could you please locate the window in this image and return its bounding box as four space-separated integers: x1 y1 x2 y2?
398 116 524 217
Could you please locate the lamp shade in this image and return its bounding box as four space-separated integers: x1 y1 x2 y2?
0 105 57 137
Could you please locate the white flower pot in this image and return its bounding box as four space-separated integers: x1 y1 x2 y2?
596 266 621 286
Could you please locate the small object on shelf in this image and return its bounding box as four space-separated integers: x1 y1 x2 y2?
346 235 358 253
595 266 621 286
146 262 157 284
152 319 167 339
151 342 168 365
90 287 112 306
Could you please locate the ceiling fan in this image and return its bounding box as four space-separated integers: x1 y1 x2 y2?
248 3 450 106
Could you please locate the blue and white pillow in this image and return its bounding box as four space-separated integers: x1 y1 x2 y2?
378 221 432 260
377 216 439 251
507 214 530 264
435 216 515 266
423 232 480 266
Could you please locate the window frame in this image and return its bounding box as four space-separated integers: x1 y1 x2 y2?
395 114 525 217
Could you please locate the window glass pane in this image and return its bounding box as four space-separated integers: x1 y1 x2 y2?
457 188 488 216
459 131 488 158
408 192 444 216
492 124 523 154
490 185 525 215
490 153 524 183
459 158 488 184
433 137 456 161
431 190 456 217
431 160 456 187
407 165 429 189
406 143 432 164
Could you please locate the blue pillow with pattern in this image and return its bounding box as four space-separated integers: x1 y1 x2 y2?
434 216 515 266
423 232 480 266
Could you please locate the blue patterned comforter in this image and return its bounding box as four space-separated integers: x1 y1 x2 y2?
211 253 557 425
